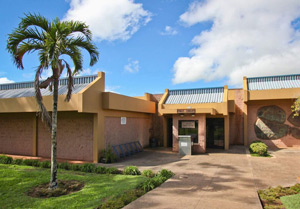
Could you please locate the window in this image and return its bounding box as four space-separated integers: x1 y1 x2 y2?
178 120 198 143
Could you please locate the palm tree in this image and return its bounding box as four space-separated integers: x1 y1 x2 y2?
7 14 99 189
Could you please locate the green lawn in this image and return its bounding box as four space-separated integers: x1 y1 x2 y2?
281 193 300 209
0 164 146 209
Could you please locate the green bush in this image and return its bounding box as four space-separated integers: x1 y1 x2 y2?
70 163 81 171
0 155 13 164
100 145 117 163
31 160 40 167
58 162 71 170
12 158 23 165
157 169 174 179
95 166 107 174
249 141 268 156
40 161 51 168
106 167 121 174
123 166 141 175
23 159 35 166
142 169 155 178
80 163 96 173
290 184 300 193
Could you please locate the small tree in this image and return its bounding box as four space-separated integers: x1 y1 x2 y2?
7 14 99 189
292 97 300 117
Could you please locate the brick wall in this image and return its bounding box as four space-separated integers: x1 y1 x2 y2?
104 117 151 147
0 113 33 155
37 112 94 161
248 101 300 148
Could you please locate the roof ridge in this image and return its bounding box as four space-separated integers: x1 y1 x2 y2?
169 86 224 92
247 74 300 80
0 74 97 91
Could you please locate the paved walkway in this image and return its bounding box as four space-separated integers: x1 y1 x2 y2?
100 146 300 209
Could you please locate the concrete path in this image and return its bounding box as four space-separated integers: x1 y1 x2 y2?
100 146 300 209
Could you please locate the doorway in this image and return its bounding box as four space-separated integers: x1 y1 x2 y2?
206 118 224 149
167 118 173 147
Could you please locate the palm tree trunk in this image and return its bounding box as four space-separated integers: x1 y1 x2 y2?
49 73 59 189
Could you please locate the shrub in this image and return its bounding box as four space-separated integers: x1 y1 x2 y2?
31 160 40 167
157 169 174 179
23 159 35 166
12 158 23 165
123 166 141 175
0 155 13 164
250 141 268 156
58 162 71 170
80 163 96 173
106 167 122 174
142 169 155 178
71 163 81 171
40 161 51 168
100 145 117 163
95 166 107 174
290 183 300 193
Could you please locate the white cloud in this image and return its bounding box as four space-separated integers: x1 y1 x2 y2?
105 85 120 93
161 26 178 35
0 77 14 84
173 0 300 86
64 0 152 41
124 59 140 73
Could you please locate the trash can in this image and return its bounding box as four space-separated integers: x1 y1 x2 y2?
178 135 192 155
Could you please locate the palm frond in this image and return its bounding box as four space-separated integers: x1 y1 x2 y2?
63 20 92 41
63 60 74 102
67 37 99 66
34 65 52 130
18 13 50 32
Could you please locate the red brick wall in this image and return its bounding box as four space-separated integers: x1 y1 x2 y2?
104 117 151 147
172 114 206 153
229 89 244 145
248 101 300 148
0 113 33 156
37 112 94 161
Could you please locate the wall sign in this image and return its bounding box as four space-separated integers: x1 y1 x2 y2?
182 121 195 128
177 109 196 114
121 117 126 125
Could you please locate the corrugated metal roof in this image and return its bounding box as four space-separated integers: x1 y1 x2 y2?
247 74 300 90
164 87 224 104
0 75 97 99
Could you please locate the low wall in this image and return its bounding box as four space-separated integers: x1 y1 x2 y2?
104 117 151 148
248 100 300 148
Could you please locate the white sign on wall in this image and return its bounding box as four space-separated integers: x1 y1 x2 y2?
121 117 127 125
182 121 195 128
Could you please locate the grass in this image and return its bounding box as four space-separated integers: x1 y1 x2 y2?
0 164 146 209
281 193 300 209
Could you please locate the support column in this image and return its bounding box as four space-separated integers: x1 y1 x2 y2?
244 103 248 146
93 112 105 163
32 114 37 156
224 115 230 150
162 116 168 147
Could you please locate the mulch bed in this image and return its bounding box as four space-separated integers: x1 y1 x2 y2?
27 180 84 198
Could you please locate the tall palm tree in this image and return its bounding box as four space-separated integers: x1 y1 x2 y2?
7 14 99 189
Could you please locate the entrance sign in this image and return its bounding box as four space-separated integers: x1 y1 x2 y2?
121 117 126 125
182 121 195 128
180 142 188 147
177 109 196 114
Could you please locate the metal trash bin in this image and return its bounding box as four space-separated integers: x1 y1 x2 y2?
178 135 192 155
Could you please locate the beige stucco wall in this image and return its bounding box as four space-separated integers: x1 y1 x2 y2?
104 117 151 148
37 112 94 161
0 113 34 156
172 114 206 153
247 100 300 148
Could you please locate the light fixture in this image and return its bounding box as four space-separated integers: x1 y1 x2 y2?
191 114 195 117
180 114 184 117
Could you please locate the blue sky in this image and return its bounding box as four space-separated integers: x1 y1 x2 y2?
1 0 300 96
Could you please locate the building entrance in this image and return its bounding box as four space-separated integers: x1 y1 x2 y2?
206 118 224 149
